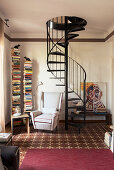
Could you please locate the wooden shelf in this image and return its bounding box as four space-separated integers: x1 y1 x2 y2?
12 48 21 115
23 61 32 115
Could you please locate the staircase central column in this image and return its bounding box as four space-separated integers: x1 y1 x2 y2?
65 16 68 130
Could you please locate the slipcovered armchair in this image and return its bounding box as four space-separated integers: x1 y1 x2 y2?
30 92 63 131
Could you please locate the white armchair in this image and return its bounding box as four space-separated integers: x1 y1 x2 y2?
30 92 63 131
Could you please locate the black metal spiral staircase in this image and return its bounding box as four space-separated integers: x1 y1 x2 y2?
46 16 87 132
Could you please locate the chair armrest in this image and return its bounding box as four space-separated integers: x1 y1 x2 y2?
30 110 42 118
52 111 59 116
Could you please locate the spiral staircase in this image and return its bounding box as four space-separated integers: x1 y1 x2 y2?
46 16 87 132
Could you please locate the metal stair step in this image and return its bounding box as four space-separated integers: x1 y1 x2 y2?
68 105 84 110
68 98 80 101
50 77 65 79
68 106 77 109
49 51 65 56
68 27 85 33
57 42 66 48
48 61 65 64
67 17 87 27
67 34 79 41
47 69 65 72
56 84 65 86
73 101 81 104
68 91 74 93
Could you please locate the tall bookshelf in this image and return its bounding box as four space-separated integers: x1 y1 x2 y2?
23 60 32 115
12 47 21 115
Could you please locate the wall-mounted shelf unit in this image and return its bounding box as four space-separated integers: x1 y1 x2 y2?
23 61 32 115
12 48 21 115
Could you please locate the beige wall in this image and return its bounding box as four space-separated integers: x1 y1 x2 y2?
11 41 112 121
69 42 112 111
4 37 11 124
111 39 114 124
11 42 65 119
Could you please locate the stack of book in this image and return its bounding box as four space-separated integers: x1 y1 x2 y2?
12 48 21 115
104 132 112 148
23 61 32 115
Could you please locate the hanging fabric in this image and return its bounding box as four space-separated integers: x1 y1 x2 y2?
0 18 5 132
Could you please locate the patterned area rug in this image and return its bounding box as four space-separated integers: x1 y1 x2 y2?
9 123 111 166
20 149 114 170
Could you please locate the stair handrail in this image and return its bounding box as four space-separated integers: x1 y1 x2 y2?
68 56 86 80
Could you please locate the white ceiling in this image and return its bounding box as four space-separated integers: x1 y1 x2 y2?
0 0 114 38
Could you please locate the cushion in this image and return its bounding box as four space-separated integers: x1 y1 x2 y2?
0 149 4 170
34 114 56 124
41 108 56 114
0 146 19 168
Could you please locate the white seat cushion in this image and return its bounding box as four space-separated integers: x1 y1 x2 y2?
34 114 56 124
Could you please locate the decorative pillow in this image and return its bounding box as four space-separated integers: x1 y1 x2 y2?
0 149 4 170
41 108 57 114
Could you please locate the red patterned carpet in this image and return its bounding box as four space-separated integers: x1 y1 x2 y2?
8 123 112 166
20 149 114 170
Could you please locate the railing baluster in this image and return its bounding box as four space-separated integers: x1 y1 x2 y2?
75 62 76 91
49 23 50 67
80 67 81 97
68 58 70 88
73 60 74 90
47 23 48 64
52 25 53 71
77 64 78 94
83 71 84 100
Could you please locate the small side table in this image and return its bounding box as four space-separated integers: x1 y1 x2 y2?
0 133 12 145
11 114 30 135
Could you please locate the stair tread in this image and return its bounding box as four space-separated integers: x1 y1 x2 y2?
67 34 79 41
68 91 74 93
56 84 65 86
68 105 84 109
68 27 85 33
48 61 65 64
68 33 79 36
67 17 87 27
47 69 65 72
50 77 65 79
68 106 77 109
57 42 66 48
68 98 81 101
49 51 65 56
73 101 81 104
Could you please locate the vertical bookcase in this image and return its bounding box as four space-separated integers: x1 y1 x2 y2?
23 61 32 115
12 48 21 115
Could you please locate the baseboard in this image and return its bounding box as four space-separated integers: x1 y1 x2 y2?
59 120 106 123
